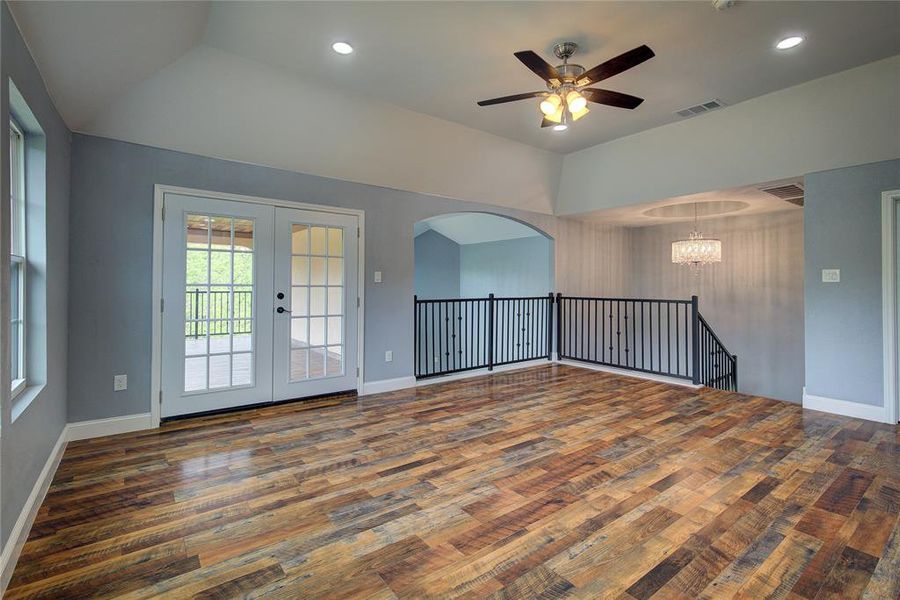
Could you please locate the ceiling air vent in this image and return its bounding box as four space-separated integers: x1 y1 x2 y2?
760 183 804 207
674 98 726 118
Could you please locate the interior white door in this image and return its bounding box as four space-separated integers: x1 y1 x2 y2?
272 207 359 401
161 194 275 418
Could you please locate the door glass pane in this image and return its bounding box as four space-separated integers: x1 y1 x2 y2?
310 287 326 315
326 346 343 375
309 347 326 378
327 258 343 285
310 317 325 346
291 318 308 347
291 257 309 286
327 287 342 315
327 316 342 345
185 356 207 392
310 226 327 255
291 349 308 380
292 225 309 254
210 217 232 250
232 353 252 386
310 257 326 285
234 219 254 252
292 287 309 316
327 227 343 256
183 214 255 393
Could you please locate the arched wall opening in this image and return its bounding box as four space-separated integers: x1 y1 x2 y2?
413 212 554 299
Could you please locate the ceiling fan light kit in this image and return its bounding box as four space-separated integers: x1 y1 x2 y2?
477 41 654 131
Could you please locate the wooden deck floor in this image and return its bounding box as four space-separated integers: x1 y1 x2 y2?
7 364 899 599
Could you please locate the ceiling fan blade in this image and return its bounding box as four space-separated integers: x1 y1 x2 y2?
541 117 555 128
477 91 545 107
514 50 562 84
576 45 655 86
582 88 645 109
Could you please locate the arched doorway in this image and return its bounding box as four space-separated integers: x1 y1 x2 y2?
413 212 554 299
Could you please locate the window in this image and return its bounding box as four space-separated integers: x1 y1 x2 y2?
9 120 26 398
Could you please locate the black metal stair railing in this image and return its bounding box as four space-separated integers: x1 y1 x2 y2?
413 293 737 391
414 294 553 379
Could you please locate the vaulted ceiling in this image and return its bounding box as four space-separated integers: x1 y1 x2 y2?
10 1 900 154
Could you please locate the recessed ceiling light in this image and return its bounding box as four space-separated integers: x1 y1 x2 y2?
552 124 568 132
332 42 354 55
776 36 804 50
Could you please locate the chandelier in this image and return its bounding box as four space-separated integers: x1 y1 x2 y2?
671 204 722 267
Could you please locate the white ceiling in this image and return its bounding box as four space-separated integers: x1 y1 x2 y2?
577 178 804 228
415 213 544 245
9 1 900 154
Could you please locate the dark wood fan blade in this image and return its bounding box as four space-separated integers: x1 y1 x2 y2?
477 91 545 106
576 45 655 86
582 88 645 109
541 117 554 128
514 51 561 84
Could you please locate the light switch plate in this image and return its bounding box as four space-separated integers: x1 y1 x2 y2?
385 350 393 362
374 271 382 283
114 374 128 391
821 269 840 283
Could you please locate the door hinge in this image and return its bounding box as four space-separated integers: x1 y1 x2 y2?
356 367 359 377
357 297 360 308
158 390 163 405
161 203 166 221
160 297 165 312
357 227 360 239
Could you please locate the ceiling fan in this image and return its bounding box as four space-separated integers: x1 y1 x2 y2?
477 42 654 131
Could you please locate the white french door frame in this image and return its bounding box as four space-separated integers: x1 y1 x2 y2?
881 189 900 425
151 184 366 428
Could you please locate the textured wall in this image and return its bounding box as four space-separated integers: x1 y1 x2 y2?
555 218 632 297
804 159 900 408
1 3 71 550
629 209 804 403
414 230 459 299
460 236 553 298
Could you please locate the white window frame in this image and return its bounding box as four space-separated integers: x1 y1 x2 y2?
9 119 26 399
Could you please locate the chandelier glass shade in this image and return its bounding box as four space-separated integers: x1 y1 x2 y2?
672 231 722 266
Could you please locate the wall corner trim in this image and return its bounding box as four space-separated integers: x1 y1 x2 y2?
0 426 68 595
66 413 154 442
360 377 417 396
802 388 890 423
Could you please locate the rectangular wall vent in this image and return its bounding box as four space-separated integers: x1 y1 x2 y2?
674 99 726 118
760 183 804 206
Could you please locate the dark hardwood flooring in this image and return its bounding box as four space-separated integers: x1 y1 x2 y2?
6 364 899 599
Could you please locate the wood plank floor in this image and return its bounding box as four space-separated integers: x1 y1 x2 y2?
7 364 899 599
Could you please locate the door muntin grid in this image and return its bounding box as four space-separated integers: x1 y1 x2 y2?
183 214 256 393
288 224 344 381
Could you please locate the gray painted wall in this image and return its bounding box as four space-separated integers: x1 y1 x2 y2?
67 134 628 422
414 230 459 299
460 236 553 298
629 210 804 403
804 159 900 407
1 3 71 548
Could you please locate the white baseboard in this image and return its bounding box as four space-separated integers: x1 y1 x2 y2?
66 412 154 442
416 359 554 387
802 388 890 423
359 376 417 396
0 426 68 595
557 359 702 389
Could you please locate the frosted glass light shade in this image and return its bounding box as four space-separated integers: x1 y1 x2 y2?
672 231 722 265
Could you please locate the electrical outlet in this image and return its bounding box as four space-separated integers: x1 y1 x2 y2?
822 269 840 283
385 350 393 362
374 270 382 283
114 374 128 391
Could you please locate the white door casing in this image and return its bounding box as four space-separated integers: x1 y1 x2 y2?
157 188 363 420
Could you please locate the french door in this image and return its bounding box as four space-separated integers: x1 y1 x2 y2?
161 193 358 418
